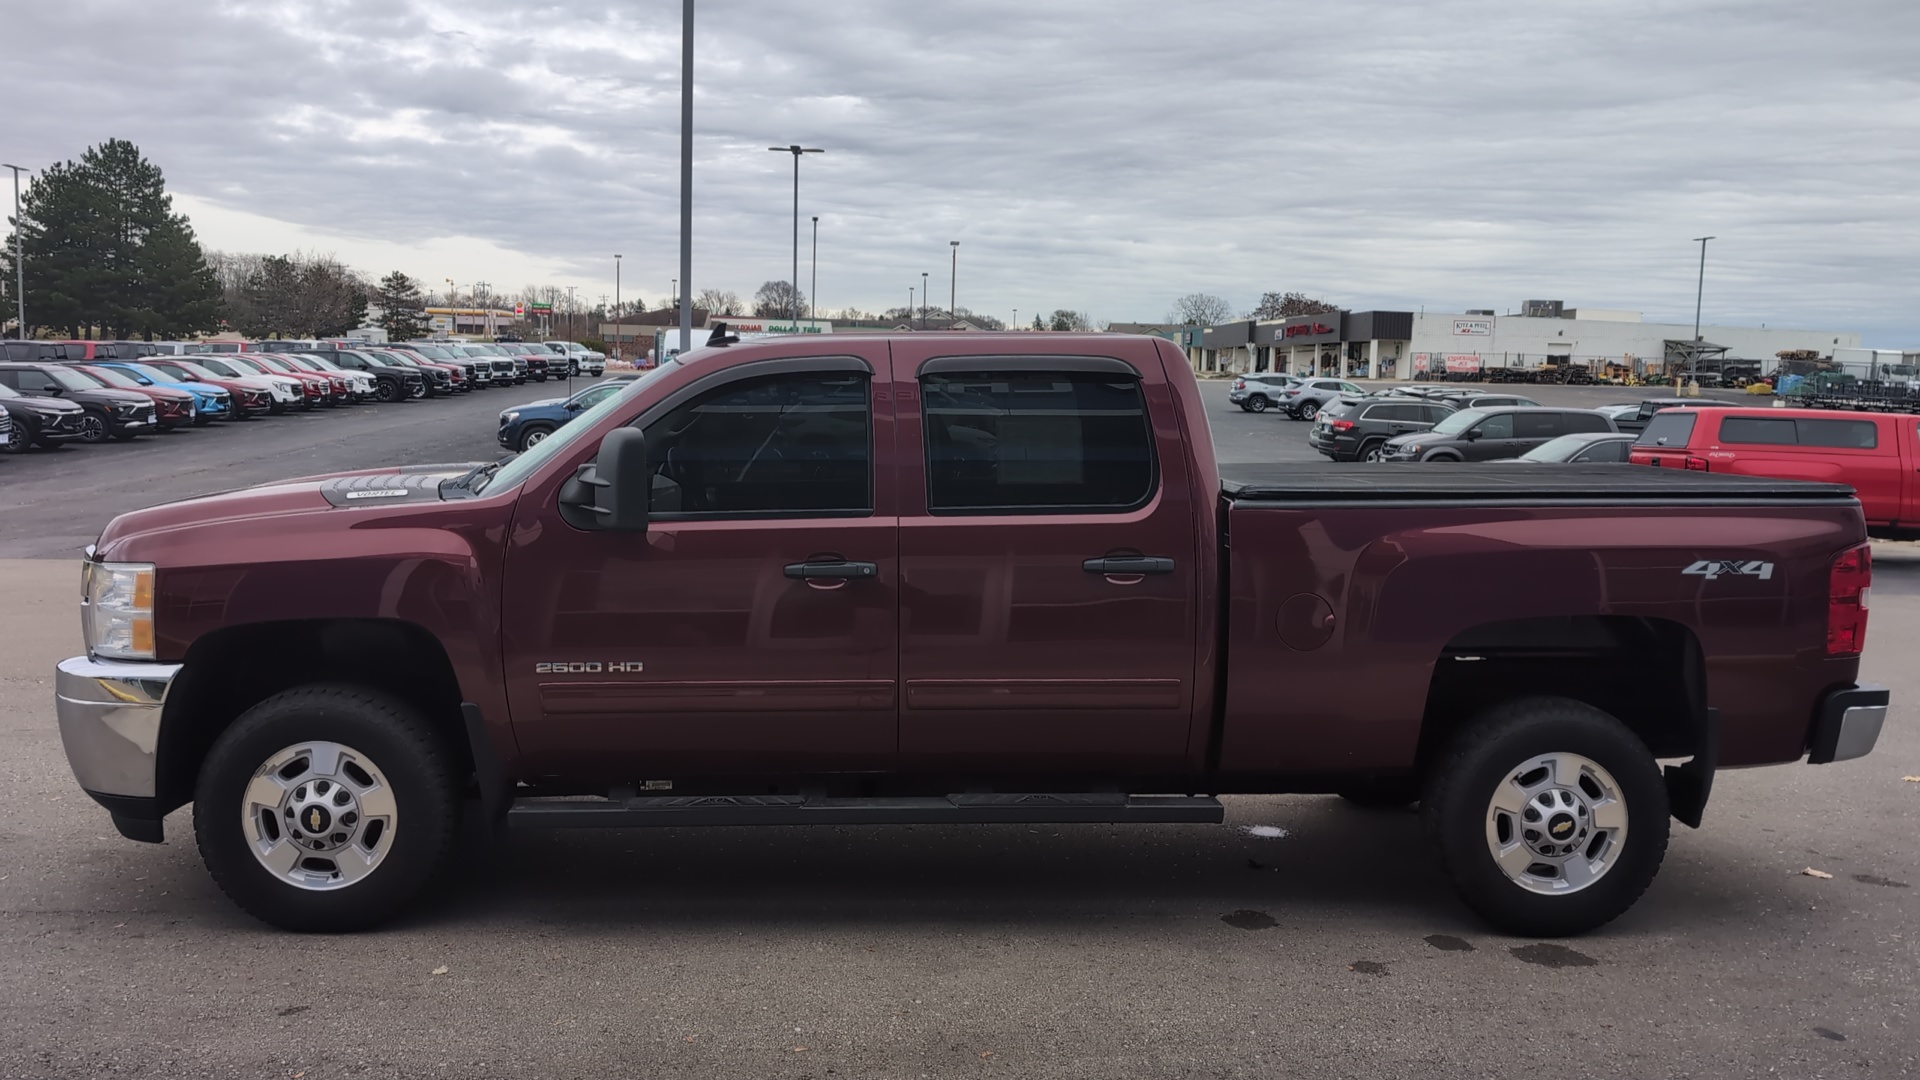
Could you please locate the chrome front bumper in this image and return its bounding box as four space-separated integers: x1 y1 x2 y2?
55 656 180 798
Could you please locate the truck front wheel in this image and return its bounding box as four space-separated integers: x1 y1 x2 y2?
193 687 460 932
1424 698 1668 937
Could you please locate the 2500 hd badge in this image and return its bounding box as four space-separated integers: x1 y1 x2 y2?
533 661 645 674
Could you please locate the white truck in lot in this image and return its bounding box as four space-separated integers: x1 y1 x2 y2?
541 341 606 376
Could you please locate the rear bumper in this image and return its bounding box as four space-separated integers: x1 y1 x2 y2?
1807 682 1889 764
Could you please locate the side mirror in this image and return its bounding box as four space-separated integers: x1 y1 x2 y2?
559 427 650 532
1462 427 1482 440
43 386 63 395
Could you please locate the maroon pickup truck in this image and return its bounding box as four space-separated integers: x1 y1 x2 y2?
55 332 1889 935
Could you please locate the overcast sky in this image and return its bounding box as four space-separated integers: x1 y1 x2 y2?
5 0 1916 343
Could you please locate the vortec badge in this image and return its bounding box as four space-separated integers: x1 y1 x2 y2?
345 489 411 501
1683 560 1774 581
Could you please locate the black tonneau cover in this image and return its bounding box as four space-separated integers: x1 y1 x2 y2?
1220 463 1855 502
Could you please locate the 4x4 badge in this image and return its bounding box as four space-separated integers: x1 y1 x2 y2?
1682 560 1774 581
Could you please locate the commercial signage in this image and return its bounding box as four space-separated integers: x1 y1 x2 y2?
1445 354 1482 373
514 303 525 316
529 302 554 313
1412 352 1430 373
1452 319 1492 337
705 319 832 335
1283 321 1336 339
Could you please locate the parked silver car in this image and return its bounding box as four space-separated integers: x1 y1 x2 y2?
1281 377 1367 421
1228 374 1298 413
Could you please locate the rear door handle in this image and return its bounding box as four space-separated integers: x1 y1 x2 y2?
1083 556 1176 575
784 560 878 580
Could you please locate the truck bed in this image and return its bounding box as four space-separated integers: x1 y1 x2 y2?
1219 462 1857 503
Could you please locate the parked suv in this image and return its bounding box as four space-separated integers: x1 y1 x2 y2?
496 374 641 451
1229 374 1297 413
0 362 158 442
302 349 427 402
542 341 605 376
0 382 87 449
1433 391 1542 411
1282 377 1366 421
1309 397 1455 461
1381 406 1616 462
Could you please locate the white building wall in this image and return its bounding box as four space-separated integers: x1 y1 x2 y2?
1407 313 1857 370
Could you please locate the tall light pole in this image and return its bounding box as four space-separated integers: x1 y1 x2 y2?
613 254 622 358
1691 235 1715 389
1013 308 1018 332
907 287 914 326
566 285 577 343
810 216 818 325
949 241 958 326
678 0 693 355
444 279 457 336
3 164 25 339
474 280 492 337
767 144 823 325
921 271 928 330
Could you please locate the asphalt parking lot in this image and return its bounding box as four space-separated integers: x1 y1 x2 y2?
1 377 1915 1078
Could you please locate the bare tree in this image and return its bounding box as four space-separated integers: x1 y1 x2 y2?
696 288 743 316
1048 309 1093 332
752 280 804 318
1249 291 1340 320
1168 292 1233 326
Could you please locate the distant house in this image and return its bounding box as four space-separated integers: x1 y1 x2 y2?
1107 322 1184 341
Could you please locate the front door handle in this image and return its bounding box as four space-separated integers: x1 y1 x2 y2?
784 560 878 580
1082 556 1176 575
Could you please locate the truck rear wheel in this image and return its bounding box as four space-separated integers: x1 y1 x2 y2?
1423 697 1668 937
193 686 460 932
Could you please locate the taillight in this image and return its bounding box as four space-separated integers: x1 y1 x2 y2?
1233 379 1245 390
1827 544 1871 656
1332 419 1356 431
1684 456 1709 471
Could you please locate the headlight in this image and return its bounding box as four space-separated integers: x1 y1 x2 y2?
503 411 520 422
83 561 156 660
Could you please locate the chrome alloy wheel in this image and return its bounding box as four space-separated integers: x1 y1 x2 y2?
241 741 398 891
1484 751 1626 896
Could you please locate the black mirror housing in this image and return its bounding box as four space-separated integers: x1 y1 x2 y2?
594 427 651 532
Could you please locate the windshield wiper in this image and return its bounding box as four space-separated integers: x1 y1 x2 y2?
444 454 516 497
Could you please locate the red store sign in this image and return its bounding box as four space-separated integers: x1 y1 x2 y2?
1283 322 1336 339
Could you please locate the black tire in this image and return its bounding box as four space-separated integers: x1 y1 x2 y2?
194 686 460 933
1359 439 1387 463
1249 395 1269 413
192 413 214 427
1237 403 1252 412
78 413 110 443
1423 697 1669 937
1424 452 1461 462
374 380 399 403
517 423 556 452
111 429 140 441
533 374 547 383
32 436 68 450
1297 402 1318 422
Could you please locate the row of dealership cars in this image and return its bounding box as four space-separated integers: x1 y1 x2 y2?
1256 375 1920 536
0 338 608 456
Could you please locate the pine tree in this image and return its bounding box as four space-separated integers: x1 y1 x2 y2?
375 271 430 340
1 139 218 338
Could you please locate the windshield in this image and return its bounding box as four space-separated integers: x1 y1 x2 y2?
478 362 678 495
43 366 104 391
1519 434 1594 462
76 366 139 389
164 360 225 381
1429 408 1486 436
410 345 452 360
113 364 162 385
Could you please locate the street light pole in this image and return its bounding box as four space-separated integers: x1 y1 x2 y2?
767 145 823 326
1691 235 1715 390
613 254 622 358
907 287 914 326
678 0 693 356
445 279 457 337
949 241 958 327
567 285 577 342
810 216 818 325
921 271 928 330
2 163 25 339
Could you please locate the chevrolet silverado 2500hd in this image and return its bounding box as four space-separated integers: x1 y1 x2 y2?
55 332 1889 934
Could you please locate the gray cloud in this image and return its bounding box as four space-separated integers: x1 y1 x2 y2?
4 0 1916 341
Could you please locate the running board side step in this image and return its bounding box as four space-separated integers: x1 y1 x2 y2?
507 793 1224 829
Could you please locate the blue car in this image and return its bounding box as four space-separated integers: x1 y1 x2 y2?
496 376 634 451
93 361 233 424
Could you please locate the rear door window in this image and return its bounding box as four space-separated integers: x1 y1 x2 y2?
921 368 1155 514
1637 412 1697 447
1565 411 1614 434
1514 412 1565 439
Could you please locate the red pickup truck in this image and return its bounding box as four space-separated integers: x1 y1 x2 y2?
55 333 1889 936
1631 405 1920 536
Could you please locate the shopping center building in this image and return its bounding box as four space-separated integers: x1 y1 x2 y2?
1186 303 1859 381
